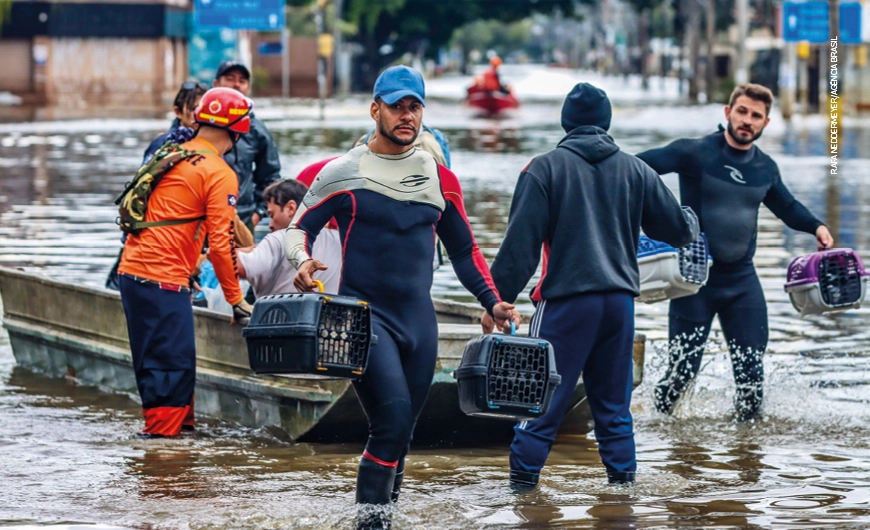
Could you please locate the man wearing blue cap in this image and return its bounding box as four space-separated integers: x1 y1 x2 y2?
285 65 520 525
488 82 699 488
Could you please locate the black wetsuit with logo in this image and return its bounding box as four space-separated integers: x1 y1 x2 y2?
637 128 823 419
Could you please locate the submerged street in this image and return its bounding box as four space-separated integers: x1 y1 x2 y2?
2 70 870 528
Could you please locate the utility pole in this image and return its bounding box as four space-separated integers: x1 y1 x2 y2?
687 0 701 102
640 8 650 90
706 0 715 101
315 0 327 120
333 0 348 96
781 42 797 119
735 0 748 84
281 27 291 99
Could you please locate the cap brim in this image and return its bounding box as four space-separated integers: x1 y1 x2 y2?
217 65 251 80
379 90 425 106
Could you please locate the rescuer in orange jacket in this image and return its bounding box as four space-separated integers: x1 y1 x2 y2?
118 87 254 438
482 56 508 93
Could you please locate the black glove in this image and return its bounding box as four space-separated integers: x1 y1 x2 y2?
233 300 253 325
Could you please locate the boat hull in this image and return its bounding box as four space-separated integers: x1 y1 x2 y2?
0 267 645 444
466 86 520 114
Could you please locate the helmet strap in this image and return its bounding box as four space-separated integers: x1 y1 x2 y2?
229 129 240 165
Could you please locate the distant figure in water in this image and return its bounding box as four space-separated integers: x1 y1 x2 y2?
482 56 509 94
637 83 834 421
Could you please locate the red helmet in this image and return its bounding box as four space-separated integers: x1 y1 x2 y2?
194 87 252 134
490 56 503 67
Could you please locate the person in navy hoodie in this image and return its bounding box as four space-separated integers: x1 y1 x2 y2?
488 83 699 488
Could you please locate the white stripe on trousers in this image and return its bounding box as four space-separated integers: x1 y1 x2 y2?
517 299 548 432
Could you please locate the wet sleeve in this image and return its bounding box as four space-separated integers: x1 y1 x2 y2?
436 167 501 315
285 191 349 269
640 163 699 248
252 122 282 220
636 139 692 176
205 166 244 306
490 168 549 305
763 169 824 235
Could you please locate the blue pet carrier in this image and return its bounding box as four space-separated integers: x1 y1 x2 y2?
636 233 711 303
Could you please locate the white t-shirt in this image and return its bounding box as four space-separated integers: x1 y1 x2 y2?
239 228 342 297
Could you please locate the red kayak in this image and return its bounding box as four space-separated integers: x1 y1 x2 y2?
466 84 520 114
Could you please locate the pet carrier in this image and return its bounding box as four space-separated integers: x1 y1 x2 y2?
242 281 374 378
636 233 712 304
784 249 869 317
454 322 561 421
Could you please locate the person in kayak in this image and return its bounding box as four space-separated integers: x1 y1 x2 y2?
636 83 834 421
285 65 520 526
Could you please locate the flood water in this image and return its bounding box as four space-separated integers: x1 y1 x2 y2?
3 83 870 528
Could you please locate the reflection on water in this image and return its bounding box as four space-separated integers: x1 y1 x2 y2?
3 105 870 528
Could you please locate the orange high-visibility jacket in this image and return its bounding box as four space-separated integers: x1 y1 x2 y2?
119 137 244 305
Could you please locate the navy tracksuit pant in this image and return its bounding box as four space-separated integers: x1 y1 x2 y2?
119 274 197 436
510 292 637 482
655 263 767 419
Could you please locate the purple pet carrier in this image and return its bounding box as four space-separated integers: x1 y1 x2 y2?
784 249 869 317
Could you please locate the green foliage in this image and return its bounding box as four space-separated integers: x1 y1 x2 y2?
0 0 12 32
286 5 318 37
345 0 406 33
251 66 272 92
339 0 577 87
713 76 736 104
451 18 535 61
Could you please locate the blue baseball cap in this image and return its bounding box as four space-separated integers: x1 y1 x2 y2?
373 65 426 106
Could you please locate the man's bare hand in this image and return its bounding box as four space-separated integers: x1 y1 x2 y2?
491 302 521 333
481 311 495 334
816 225 834 250
294 259 329 292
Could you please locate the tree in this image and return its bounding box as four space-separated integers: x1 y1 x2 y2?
343 0 577 89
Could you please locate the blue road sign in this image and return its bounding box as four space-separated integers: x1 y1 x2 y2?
258 41 283 55
783 2 830 43
195 0 285 30
840 3 861 44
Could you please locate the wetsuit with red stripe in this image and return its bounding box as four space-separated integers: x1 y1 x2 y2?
285 144 500 505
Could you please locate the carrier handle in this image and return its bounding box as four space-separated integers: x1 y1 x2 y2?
510 321 517 336
313 280 324 293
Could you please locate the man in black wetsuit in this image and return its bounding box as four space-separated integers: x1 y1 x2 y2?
286 65 520 527
637 83 834 421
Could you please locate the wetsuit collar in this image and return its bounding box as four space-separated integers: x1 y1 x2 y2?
716 128 757 163
366 144 417 160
